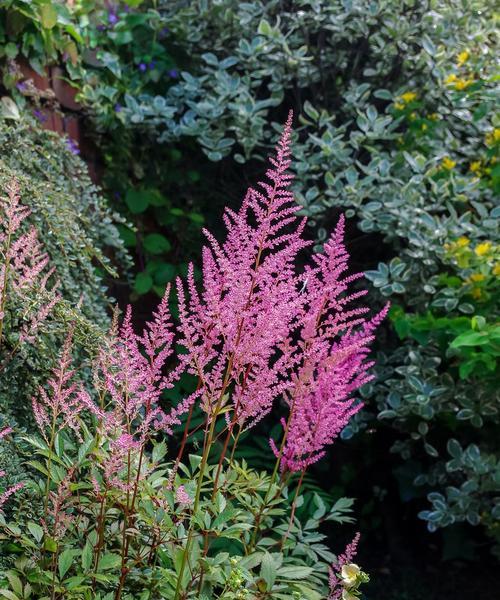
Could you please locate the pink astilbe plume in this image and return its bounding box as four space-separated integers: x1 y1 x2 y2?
270 216 390 472
96 288 197 488
177 111 309 427
32 327 96 444
0 179 60 343
0 427 24 511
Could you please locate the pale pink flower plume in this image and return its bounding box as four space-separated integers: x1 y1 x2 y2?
328 532 361 599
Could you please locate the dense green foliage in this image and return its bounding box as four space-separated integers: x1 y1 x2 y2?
0 118 128 426
0 0 498 590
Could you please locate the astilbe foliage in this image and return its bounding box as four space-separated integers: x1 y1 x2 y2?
0 115 385 598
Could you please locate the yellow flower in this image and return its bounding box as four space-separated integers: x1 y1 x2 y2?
454 78 474 90
400 91 417 103
394 102 405 110
445 73 457 84
475 242 492 256
428 113 439 121
421 123 428 131
341 563 361 587
442 156 456 170
342 590 358 600
457 50 470 66
469 161 481 174
457 236 470 247
471 287 483 300
493 263 500 277
470 273 486 283
485 129 500 146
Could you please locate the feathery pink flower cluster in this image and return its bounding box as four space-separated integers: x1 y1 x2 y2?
177 112 309 427
271 221 389 471
32 327 94 444
0 179 60 344
0 427 24 511
177 111 386 467
28 113 385 504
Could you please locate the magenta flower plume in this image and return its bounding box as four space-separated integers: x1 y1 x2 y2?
177 111 309 427
271 215 389 472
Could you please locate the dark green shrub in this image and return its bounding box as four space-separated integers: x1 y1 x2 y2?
0 118 129 426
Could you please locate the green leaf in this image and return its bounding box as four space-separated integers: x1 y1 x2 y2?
58 549 76 579
27 521 44 543
260 552 276 590
117 225 137 248
98 553 122 571
125 189 149 214
40 5 58 29
81 541 93 571
153 262 176 285
143 233 171 255
44 537 58 553
451 331 489 348
276 565 313 579
257 19 273 36
5 572 22 596
0 590 20 600
134 272 153 295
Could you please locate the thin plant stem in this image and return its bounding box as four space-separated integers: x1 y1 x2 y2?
280 469 305 549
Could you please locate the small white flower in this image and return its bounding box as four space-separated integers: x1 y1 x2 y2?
340 563 361 587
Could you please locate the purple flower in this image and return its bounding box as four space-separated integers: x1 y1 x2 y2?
138 62 147 72
159 27 169 39
148 61 156 70
16 81 27 92
97 24 106 32
108 11 119 25
65 138 80 156
114 103 122 113
33 109 48 123
168 69 179 79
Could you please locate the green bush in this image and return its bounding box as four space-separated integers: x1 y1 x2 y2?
0 118 129 426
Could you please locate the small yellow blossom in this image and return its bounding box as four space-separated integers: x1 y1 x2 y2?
485 128 500 145
475 242 492 256
470 273 486 283
454 78 474 90
421 123 428 131
471 287 483 300
341 563 361 587
442 156 456 170
457 237 470 247
394 102 405 110
457 50 470 66
428 113 439 121
445 73 457 84
400 91 417 103
469 161 481 174
493 263 500 277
